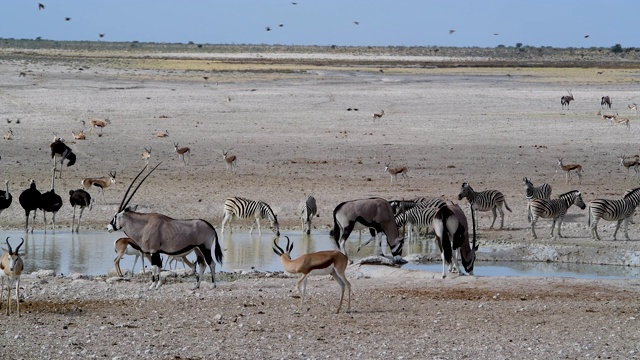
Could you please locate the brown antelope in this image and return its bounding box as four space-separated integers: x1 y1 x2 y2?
154 130 169 138
619 155 640 178
89 118 111 134
173 143 190 165
82 171 116 202
3 129 13 140
223 149 237 173
561 90 574 109
142 147 152 165
600 111 617 122
0 237 24 316
372 109 385 121
72 130 86 140
273 236 351 314
384 163 409 185
556 158 583 184
613 115 631 130
628 103 637 114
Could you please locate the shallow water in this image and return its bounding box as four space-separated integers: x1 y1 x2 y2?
0 229 638 279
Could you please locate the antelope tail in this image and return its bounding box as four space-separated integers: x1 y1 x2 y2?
213 233 224 265
332 204 343 247
435 208 453 263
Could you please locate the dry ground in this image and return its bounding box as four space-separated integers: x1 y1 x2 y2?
1 50 640 358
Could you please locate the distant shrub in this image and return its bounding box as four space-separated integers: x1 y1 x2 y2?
611 44 623 53
515 43 523 48
496 44 505 48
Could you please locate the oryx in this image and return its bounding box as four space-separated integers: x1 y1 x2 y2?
107 163 224 289
332 197 404 258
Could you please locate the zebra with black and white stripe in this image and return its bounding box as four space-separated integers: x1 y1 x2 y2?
458 182 512 229
394 201 447 242
523 177 552 199
389 197 445 215
527 190 586 239
299 195 318 234
221 197 280 236
588 187 640 241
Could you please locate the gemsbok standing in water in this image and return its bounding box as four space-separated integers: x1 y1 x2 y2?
431 203 477 279
107 163 224 289
332 197 404 258
458 182 511 229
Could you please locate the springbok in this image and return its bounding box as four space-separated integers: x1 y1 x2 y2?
273 236 351 314
173 143 190 165
613 115 630 130
3 129 13 140
628 103 637 114
0 237 24 316
50 139 76 178
384 163 409 185
431 203 477 279
556 158 583 184
619 156 640 178
223 149 237 173
601 96 612 109
113 237 151 276
82 171 116 202
332 197 404 258
71 130 86 140
154 130 169 138
89 118 110 134
142 147 152 165
107 163 224 289
600 112 617 122
372 110 385 121
561 90 574 109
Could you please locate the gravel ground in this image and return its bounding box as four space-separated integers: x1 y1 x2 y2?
1 51 640 358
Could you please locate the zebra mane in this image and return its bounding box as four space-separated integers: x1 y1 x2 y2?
623 187 640 199
557 190 580 200
260 201 277 221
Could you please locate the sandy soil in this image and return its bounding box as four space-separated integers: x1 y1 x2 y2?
1 52 640 358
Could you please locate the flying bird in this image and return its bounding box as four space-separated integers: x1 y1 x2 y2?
449 29 456 34
65 17 71 21
99 33 105 38
493 33 499 36
291 2 297 4
279 24 284 27
584 35 590 38
38 3 45 10
265 26 271 31
353 21 360 25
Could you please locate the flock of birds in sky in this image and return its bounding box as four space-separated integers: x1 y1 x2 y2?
33 1 599 43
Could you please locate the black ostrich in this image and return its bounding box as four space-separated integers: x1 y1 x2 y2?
19 179 42 232
50 139 76 178
0 180 12 215
69 189 92 233
40 169 63 233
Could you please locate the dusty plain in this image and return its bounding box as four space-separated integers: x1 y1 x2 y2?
1 48 640 359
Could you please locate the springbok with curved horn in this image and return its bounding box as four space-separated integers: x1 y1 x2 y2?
628 103 637 114
107 163 224 289
1 237 24 316
332 197 404 258
556 158 583 184
173 143 190 165
384 163 409 185
372 109 385 121
273 236 351 314
431 203 477 279
82 171 116 202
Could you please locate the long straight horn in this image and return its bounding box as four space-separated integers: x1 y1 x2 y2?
15 238 24 253
5 237 12 254
118 165 148 211
121 162 162 210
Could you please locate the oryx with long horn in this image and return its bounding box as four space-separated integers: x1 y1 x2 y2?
107 163 223 289
431 203 478 279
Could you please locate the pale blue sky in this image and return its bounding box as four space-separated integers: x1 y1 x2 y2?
0 1 636 48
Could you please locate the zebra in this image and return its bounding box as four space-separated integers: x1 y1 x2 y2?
457 182 512 229
588 187 640 241
394 202 447 242
299 195 317 234
527 190 586 239
221 197 280 236
523 177 552 199
389 197 444 215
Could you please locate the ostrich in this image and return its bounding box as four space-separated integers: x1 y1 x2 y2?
40 168 63 233
18 180 41 233
69 189 92 233
0 180 12 215
50 139 76 178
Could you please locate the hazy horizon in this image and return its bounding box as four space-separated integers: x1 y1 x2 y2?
1 1 637 48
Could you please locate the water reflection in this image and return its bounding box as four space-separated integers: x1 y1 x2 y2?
0 229 637 279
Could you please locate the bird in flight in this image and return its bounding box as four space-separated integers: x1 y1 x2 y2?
291 2 298 4
38 3 45 10
99 33 105 38
265 26 271 31
353 21 360 25
65 17 72 21
493 33 499 36
584 35 590 38
279 24 284 27
449 29 456 34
